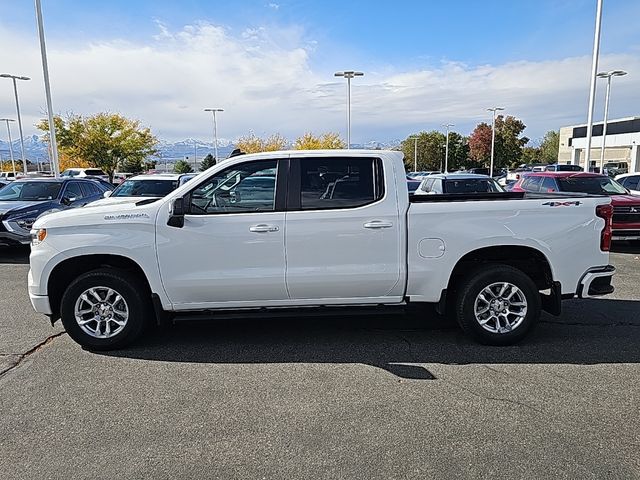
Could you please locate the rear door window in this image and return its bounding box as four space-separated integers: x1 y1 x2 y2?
297 157 383 210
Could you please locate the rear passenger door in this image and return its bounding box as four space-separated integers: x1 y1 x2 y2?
284 156 402 301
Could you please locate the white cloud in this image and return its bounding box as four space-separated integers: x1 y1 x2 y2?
0 21 638 144
267 3 280 10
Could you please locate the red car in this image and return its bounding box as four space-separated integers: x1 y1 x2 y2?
512 172 640 241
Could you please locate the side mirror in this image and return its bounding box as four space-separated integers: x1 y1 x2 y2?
61 197 76 206
167 197 185 228
103 191 112 198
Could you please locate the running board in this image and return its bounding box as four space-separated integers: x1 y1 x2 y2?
171 304 408 323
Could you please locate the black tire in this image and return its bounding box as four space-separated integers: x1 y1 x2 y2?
454 264 541 346
60 268 151 350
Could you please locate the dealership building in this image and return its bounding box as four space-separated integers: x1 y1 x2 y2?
558 116 640 173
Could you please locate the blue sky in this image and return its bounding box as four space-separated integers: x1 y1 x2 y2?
1 0 639 143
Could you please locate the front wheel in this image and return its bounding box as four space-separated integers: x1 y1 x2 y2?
60 268 151 350
455 264 541 345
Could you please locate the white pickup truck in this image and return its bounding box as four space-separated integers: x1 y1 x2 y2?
28 150 615 350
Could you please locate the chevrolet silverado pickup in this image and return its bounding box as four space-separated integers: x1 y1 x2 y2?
28 150 616 349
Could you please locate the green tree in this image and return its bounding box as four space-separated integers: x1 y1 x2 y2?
200 153 216 171
468 116 528 169
539 130 560 164
174 159 194 174
121 158 144 174
400 131 445 172
37 113 158 182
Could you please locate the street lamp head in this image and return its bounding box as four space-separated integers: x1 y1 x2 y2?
442 123 455 129
0 118 16 122
204 108 224 112
597 70 628 78
334 71 364 79
0 74 30 81
487 107 505 112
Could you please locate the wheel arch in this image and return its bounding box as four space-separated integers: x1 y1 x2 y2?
48 254 152 320
447 245 555 295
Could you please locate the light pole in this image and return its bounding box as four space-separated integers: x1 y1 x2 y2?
583 0 604 172
204 108 223 161
0 118 17 175
34 0 60 177
409 136 419 172
0 74 31 174
334 71 364 149
487 107 504 177
442 123 454 173
597 70 627 173
194 140 198 170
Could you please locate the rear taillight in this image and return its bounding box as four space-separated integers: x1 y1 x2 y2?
515 174 520 180
596 204 614 251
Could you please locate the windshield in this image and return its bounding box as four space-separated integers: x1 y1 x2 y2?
110 178 178 197
557 176 627 195
0 181 62 201
444 178 503 194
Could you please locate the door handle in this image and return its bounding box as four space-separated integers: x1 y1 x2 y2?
363 221 393 229
249 224 279 233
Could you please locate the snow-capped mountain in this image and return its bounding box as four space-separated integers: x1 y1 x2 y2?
0 135 403 165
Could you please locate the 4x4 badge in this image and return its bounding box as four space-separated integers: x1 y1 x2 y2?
542 201 582 207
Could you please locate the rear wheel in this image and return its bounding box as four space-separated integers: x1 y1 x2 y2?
455 264 541 345
60 268 151 350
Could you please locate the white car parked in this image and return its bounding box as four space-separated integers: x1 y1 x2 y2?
88 173 185 207
29 150 615 350
615 173 640 195
60 168 110 183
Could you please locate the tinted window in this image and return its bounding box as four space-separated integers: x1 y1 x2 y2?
189 160 277 214
81 182 100 197
557 176 627 195
541 177 557 192
85 169 106 176
299 158 382 209
521 176 543 192
0 181 62 201
443 178 503 193
620 176 640 190
64 182 85 200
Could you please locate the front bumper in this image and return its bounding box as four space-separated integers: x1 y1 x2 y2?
577 265 615 299
28 268 53 315
0 229 30 246
29 292 53 315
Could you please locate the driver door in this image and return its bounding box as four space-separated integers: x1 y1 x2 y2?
156 158 289 309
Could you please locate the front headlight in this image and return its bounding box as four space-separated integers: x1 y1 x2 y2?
16 218 37 230
30 228 47 246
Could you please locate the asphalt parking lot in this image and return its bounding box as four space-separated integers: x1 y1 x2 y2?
1 245 639 479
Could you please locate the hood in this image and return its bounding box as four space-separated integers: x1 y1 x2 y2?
86 196 161 207
33 199 162 230
0 200 46 217
611 194 640 206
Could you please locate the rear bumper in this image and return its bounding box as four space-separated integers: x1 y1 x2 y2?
577 265 615 299
612 230 640 241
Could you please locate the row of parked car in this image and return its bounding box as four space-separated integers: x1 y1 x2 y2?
0 172 197 246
